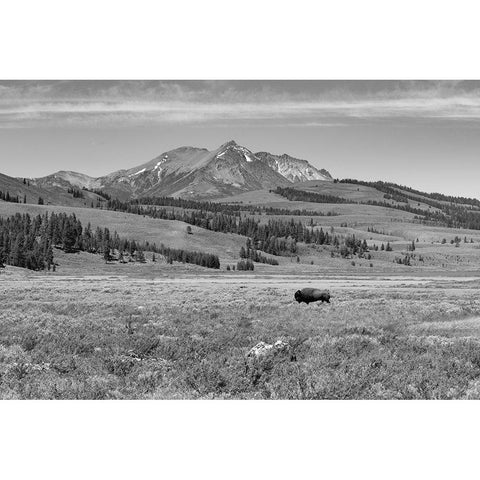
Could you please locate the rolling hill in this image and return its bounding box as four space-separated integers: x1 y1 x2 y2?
0 172 103 207
0 201 252 263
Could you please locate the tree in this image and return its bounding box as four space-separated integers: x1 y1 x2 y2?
62 223 77 253
136 250 146 263
104 248 112 264
45 243 54 270
38 197 44 205
152 253 156 262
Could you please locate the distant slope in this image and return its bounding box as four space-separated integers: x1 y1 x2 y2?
255 152 332 182
286 180 443 213
34 171 101 190
0 172 99 207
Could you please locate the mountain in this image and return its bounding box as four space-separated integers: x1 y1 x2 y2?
29 141 333 201
35 171 101 190
255 152 333 182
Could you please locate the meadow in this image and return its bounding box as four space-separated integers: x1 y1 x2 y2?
3 188 480 399
2 268 480 399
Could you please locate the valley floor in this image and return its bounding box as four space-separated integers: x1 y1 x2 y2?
2 269 480 399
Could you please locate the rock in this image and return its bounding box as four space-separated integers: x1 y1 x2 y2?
245 339 296 381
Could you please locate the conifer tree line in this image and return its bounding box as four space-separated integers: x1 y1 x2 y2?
102 197 348 255
276 183 480 230
101 194 384 257
273 187 352 204
82 188 112 201
340 179 480 208
0 212 220 271
115 195 335 217
0 212 55 270
0 190 20 203
67 187 84 198
236 259 254 271
240 238 279 265
156 244 220 269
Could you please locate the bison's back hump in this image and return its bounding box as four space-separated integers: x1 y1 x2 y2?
300 288 322 296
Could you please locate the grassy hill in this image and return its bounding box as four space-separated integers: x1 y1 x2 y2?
4 188 480 276
0 172 102 207
0 202 251 263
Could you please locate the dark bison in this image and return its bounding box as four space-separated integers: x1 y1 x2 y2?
294 288 331 304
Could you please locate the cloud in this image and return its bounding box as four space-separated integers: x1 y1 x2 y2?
2 80 480 128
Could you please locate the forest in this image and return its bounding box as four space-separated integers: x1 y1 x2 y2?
0 212 220 271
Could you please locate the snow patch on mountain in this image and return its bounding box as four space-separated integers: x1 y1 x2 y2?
255 152 332 183
129 168 146 177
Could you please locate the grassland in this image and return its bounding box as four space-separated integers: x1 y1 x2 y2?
2 271 480 399
3 181 480 400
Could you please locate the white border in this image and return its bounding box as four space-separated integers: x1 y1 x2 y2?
2 1 480 479
1 0 480 79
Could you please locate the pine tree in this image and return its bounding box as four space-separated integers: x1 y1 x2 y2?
104 248 112 264
46 247 53 270
0 247 5 268
62 223 77 253
136 250 146 263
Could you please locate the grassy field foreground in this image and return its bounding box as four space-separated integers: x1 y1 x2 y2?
2 274 480 399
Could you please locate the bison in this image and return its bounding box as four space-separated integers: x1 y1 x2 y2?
294 288 331 304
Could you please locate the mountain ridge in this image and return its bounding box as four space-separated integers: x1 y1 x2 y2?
28 141 333 200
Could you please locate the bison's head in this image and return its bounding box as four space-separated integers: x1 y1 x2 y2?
294 290 303 302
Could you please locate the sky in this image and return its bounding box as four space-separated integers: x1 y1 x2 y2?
0 80 480 198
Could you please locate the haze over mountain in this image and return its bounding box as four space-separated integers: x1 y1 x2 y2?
27 141 333 201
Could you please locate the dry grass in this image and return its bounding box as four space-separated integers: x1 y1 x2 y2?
2 274 480 399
